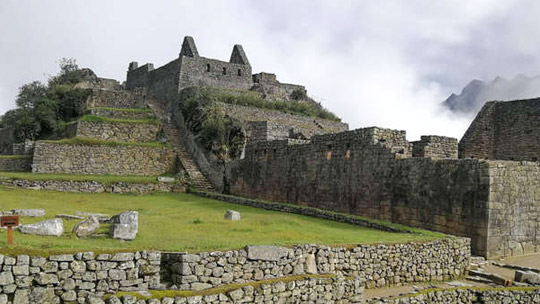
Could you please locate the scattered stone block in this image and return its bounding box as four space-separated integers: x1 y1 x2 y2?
224 210 241 221
73 216 100 238
157 176 176 183
11 209 45 217
18 219 63 237
75 212 110 222
246 245 289 261
515 270 540 284
109 211 138 240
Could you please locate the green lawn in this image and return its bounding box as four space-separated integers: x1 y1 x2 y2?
0 187 443 256
0 172 167 185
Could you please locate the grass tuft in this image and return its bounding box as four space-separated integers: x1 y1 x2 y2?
89 107 153 113
0 155 32 160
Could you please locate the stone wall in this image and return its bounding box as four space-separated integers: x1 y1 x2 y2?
32 142 176 176
0 179 185 194
178 56 253 91
252 72 306 101
412 135 458 159
88 108 154 120
161 239 469 291
86 89 147 109
104 276 362 304
69 121 161 143
225 126 540 258
459 98 540 161
0 156 32 172
367 287 540 304
219 103 348 139
0 251 160 303
245 121 291 143
486 161 540 258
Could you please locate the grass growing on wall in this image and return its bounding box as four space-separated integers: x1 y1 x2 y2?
89 107 153 113
78 115 160 125
39 137 171 148
0 188 442 256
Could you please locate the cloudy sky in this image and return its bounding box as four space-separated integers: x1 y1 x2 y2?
1 0 540 140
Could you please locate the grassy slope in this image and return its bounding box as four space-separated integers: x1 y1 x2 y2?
38 137 171 148
0 188 442 256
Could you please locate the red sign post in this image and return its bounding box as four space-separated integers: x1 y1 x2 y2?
1 216 19 245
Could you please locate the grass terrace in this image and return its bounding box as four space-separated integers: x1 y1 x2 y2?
0 188 444 256
0 171 169 185
77 114 160 125
38 137 171 148
88 107 153 113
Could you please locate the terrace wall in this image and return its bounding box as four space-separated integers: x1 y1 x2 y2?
161 239 470 291
68 121 161 143
32 142 176 176
0 251 160 303
0 156 32 172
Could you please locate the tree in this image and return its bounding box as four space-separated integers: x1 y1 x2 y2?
15 81 47 110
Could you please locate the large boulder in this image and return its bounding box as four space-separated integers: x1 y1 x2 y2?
224 210 241 221
11 209 45 217
72 216 100 238
109 211 138 241
18 219 63 237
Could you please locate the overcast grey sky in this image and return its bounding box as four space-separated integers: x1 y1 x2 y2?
1 0 540 140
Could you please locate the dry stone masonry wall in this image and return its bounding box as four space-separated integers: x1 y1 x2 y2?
0 251 160 304
88 108 155 120
161 239 470 291
105 275 363 304
0 179 185 194
69 121 162 143
86 89 147 109
32 142 176 176
460 98 540 161
225 126 540 258
367 287 540 304
0 157 32 172
412 135 458 159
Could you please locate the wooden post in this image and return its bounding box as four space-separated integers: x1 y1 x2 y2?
7 226 13 245
1 216 19 246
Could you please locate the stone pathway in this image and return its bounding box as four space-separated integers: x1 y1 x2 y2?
147 99 214 191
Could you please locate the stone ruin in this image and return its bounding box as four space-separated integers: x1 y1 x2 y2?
0 36 540 261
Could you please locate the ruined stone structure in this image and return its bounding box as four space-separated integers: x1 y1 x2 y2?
126 36 307 103
459 98 540 161
225 126 540 259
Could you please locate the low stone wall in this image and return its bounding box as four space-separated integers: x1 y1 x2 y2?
0 179 185 194
161 238 470 291
367 287 540 304
0 251 161 304
71 121 161 143
103 275 362 304
0 157 32 172
32 142 176 176
88 108 155 120
412 135 458 159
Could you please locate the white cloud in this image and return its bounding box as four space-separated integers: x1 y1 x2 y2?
1 0 540 140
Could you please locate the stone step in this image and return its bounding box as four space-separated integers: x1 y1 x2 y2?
147 100 215 192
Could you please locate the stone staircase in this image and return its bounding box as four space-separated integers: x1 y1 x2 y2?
148 100 214 191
